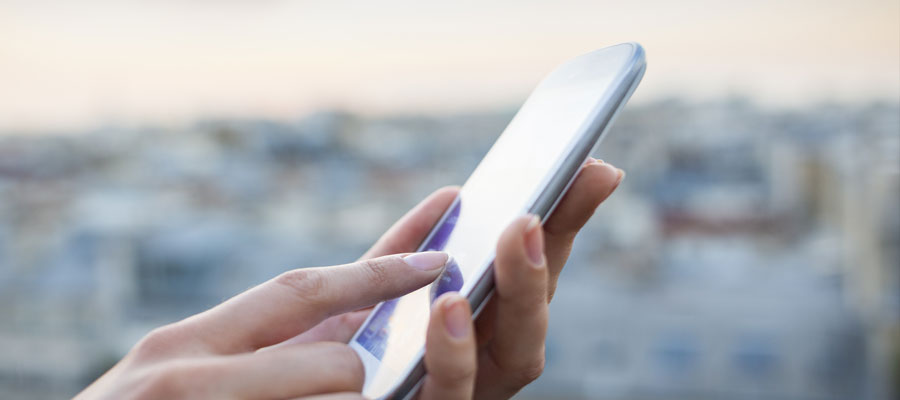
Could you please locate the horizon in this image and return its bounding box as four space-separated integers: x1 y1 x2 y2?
1 95 896 138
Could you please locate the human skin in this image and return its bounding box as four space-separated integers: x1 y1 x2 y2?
76 158 623 400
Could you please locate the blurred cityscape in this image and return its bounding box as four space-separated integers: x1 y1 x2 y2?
0 99 897 399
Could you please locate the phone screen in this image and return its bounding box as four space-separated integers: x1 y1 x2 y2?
351 44 641 397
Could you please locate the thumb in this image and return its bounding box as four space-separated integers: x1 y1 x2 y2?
184 252 449 354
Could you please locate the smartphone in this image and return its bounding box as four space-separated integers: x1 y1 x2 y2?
349 42 646 399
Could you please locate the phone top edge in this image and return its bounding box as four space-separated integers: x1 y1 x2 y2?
530 42 646 219
411 42 644 256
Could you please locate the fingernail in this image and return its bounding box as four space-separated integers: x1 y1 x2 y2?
615 168 625 185
524 215 544 267
403 251 449 271
444 297 470 339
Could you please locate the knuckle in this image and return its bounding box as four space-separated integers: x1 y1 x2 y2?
358 257 392 287
275 268 328 304
132 325 182 360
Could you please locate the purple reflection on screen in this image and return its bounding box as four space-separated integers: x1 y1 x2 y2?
355 298 397 359
430 257 463 302
355 198 463 359
421 198 460 252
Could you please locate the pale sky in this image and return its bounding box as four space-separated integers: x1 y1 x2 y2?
1 0 898 132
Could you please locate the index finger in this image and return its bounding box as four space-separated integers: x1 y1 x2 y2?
180 252 449 354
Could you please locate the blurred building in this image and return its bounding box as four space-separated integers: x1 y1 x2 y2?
0 100 897 399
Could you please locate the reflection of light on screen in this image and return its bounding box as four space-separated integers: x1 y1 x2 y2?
365 287 429 393
357 45 634 397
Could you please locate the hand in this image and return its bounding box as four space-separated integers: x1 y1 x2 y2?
298 158 624 399
78 158 622 400
75 251 452 399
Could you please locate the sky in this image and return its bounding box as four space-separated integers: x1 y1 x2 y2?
0 0 898 132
